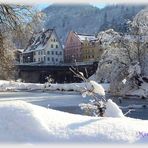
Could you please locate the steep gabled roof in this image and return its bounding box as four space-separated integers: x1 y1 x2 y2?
24 29 54 52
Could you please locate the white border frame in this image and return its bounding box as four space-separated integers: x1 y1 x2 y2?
0 0 148 147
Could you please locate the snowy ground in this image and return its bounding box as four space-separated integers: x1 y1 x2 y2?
0 100 148 143
0 80 148 143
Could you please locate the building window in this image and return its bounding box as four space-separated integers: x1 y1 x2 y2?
38 58 40 62
59 51 62 55
41 51 43 55
56 58 58 62
34 59 36 62
38 51 40 55
47 51 50 55
56 45 58 48
56 51 58 55
52 57 54 62
52 51 54 55
51 44 53 48
47 57 50 61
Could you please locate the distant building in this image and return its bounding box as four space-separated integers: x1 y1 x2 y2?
64 31 102 63
21 28 64 65
82 37 103 62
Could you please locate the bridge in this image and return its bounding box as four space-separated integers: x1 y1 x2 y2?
16 62 98 83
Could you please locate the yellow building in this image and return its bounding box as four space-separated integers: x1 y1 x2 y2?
65 32 103 63
81 37 103 62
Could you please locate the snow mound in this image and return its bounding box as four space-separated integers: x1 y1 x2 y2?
0 101 148 143
104 99 124 117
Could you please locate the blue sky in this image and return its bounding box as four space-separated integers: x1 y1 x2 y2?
36 3 107 11
91 3 107 9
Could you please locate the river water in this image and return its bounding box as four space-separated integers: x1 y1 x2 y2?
0 91 148 120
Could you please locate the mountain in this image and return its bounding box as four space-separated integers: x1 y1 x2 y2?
42 4 145 44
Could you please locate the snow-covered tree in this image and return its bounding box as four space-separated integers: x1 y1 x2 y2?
129 8 148 75
11 10 46 49
0 5 32 79
95 8 148 96
95 29 124 82
0 35 16 79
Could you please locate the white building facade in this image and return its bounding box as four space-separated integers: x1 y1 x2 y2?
22 29 64 65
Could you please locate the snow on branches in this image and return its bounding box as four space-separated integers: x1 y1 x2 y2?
89 80 105 96
131 8 148 35
70 67 124 117
95 8 148 96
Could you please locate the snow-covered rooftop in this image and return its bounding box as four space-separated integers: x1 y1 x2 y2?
74 32 97 42
15 49 24 53
24 29 54 53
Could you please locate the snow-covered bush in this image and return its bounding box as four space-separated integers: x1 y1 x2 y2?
70 68 124 117
79 80 124 117
79 103 99 116
79 80 107 117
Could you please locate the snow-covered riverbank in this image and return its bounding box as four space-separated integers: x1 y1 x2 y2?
0 80 45 91
0 80 110 93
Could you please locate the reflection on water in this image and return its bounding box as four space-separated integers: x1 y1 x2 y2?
122 108 148 120
52 106 83 115
113 97 148 120
52 97 148 120
52 106 148 120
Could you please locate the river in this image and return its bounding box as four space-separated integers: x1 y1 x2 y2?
0 91 148 120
